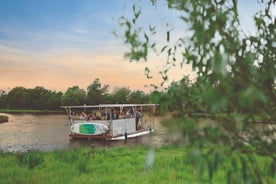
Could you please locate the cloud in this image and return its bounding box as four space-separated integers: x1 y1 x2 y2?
2 0 243 93
0 42 165 93
0 43 25 54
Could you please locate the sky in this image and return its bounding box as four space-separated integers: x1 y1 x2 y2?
0 0 275 93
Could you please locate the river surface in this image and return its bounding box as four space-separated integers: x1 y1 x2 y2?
0 113 175 152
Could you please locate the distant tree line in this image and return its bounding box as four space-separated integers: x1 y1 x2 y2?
0 78 151 110
2 76 275 113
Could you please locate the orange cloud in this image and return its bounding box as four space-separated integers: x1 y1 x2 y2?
0 44 194 93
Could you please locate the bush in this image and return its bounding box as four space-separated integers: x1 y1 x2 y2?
0 115 8 123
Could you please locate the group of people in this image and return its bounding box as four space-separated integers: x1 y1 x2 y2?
73 107 142 128
105 108 139 120
119 108 132 118
79 111 102 120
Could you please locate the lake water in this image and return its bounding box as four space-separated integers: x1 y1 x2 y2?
0 113 174 152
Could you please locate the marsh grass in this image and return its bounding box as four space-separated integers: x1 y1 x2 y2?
0 146 275 184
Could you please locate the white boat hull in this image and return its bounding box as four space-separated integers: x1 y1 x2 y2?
111 128 153 140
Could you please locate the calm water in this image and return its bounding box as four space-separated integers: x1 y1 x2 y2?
0 113 174 152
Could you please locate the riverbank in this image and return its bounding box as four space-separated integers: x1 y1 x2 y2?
0 109 64 115
0 146 274 183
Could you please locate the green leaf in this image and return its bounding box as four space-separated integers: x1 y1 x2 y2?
161 45 167 52
166 31 170 42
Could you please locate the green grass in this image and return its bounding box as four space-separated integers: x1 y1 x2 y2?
0 146 275 184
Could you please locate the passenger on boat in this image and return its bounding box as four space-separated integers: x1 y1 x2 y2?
104 107 112 120
119 110 125 118
112 109 119 119
95 111 102 120
80 111 87 120
71 112 79 120
135 110 142 129
87 113 95 120
125 108 132 118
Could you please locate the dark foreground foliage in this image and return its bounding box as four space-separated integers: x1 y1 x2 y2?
117 0 276 183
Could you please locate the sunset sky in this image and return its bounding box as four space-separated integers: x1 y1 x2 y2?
0 0 274 93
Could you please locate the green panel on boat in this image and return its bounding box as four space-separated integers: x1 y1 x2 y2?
79 124 96 134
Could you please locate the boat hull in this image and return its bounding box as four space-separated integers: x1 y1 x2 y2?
69 128 153 140
110 128 152 140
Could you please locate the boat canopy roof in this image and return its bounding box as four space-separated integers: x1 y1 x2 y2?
61 104 158 109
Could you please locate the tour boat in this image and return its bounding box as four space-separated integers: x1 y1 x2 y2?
61 104 158 140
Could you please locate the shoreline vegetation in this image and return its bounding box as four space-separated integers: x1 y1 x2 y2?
0 146 274 183
0 115 8 123
0 109 64 115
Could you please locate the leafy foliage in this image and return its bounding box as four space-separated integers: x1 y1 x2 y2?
61 86 87 106
6 87 31 109
110 87 131 103
129 90 148 103
117 0 276 183
87 78 110 105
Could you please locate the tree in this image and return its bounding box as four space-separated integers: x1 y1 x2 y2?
47 91 63 110
110 87 132 103
0 92 8 109
61 86 86 106
129 90 148 104
117 0 276 183
6 87 31 109
87 78 109 104
29 86 51 110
